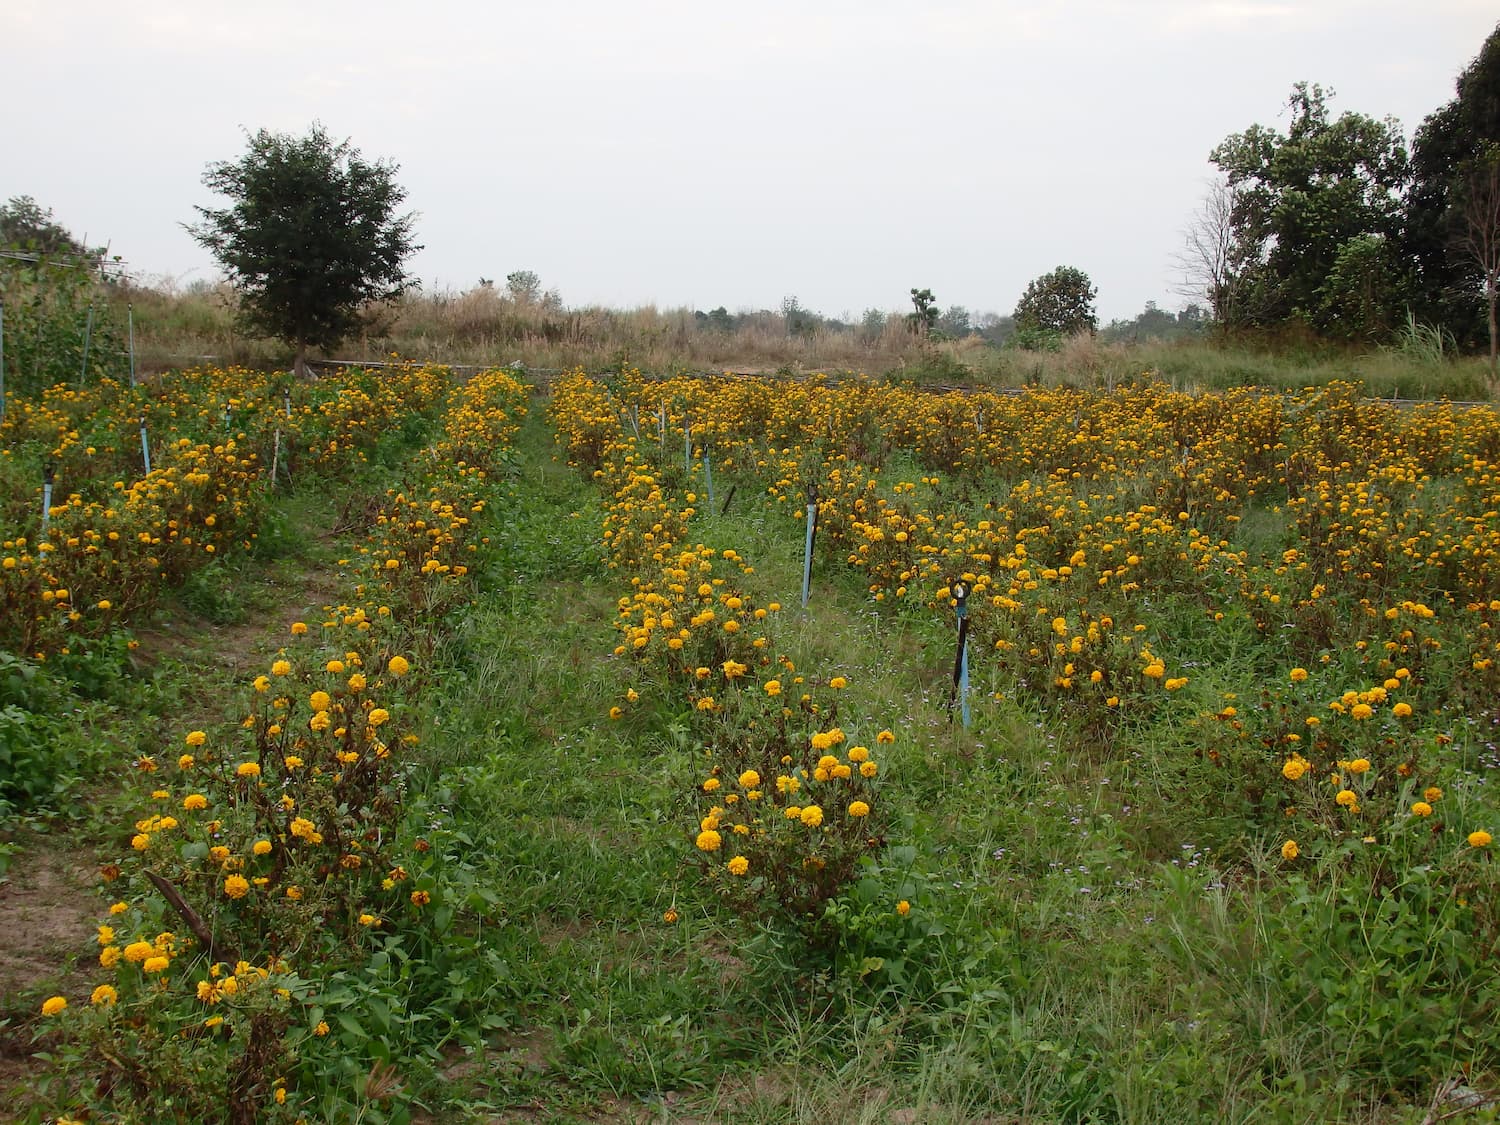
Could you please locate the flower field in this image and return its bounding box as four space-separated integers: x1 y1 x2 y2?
6 366 1500 1123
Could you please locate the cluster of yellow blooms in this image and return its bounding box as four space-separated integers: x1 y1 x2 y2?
1 364 454 658
36 366 531 1119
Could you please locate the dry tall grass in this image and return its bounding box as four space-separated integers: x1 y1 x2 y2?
118 279 1494 399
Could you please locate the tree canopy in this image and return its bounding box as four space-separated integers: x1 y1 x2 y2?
188 125 420 376
1407 23 1500 346
1 195 99 257
1210 83 1409 340
1014 266 1097 336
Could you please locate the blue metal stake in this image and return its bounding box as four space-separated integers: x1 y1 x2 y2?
801 501 816 608
704 448 715 511
41 463 55 537
139 416 151 475
950 581 973 728
960 629 972 729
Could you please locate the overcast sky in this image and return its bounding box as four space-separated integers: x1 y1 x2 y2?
4 1 1495 323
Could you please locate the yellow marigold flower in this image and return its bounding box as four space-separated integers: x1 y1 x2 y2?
108 902 128 916
1348 758 1371 774
609 706 624 720
388 655 410 676
1164 677 1188 691
411 889 431 906
727 855 749 876
1281 759 1307 781
358 913 377 926
223 875 250 899
1425 787 1444 802
896 900 911 916
100 945 121 968
696 829 723 851
314 1020 330 1036
131 833 151 851
309 690 331 711
41 996 67 1016
1335 789 1357 808
285 885 303 901
348 672 366 691
1281 840 1299 861
800 805 824 828
860 761 878 778
185 730 207 747
829 676 848 689
702 778 721 792
271 660 291 676
1469 830 1493 848
848 800 870 818
1289 667 1309 683
253 675 271 693
1350 703 1373 721
1411 801 1433 817
178 754 195 770
252 840 272 857
848 746 870 763
326 659 345 674
738 770 761 789
784 805 803 819
722 659 748 679
764 679 782 696
91 984 118 1006
368 708 390 726
143 955 170 974
1393 702 1413 718
876 730 895 744
662 908 679 924
832 763 852 780
235 761 261 778
290 622 308 635
123 940 154 964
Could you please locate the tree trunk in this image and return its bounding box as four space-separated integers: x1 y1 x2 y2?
293 341 311 381
1489 274 1498 381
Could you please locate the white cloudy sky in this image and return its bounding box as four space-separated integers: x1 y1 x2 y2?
3 1 1495 323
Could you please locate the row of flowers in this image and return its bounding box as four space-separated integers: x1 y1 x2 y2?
33 367 530 1122
547 370 905 941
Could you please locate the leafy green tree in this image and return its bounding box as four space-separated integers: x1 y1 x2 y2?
1211 83 1409 336
1 196 98 257
188 125 420 377
907 288 938 334
1013 266 1097 335
1407 23 1500 346
936 305 972 338
506 269 541 303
